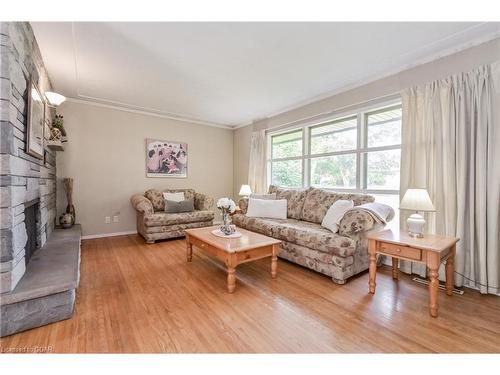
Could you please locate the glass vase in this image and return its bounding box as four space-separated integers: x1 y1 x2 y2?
220 210 234 235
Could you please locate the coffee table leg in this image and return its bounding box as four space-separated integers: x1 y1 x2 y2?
186 236 193 262
227 267 236 293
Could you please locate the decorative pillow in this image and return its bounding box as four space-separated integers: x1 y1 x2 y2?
144 189 165 211
164 189 195 201
321 200 354 233
164 199 194 213
268 185 310 219
246 198 287 220
163 192 185 202
250 193 276 200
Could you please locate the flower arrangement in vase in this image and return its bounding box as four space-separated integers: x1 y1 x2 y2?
216 197 236 235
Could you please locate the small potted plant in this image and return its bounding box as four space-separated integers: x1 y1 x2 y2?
216 197 236 235
52 114 67 142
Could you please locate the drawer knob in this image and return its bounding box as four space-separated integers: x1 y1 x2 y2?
395 248 401 252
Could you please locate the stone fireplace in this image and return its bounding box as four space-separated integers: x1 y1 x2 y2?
1 22 80 337
1 22 57 294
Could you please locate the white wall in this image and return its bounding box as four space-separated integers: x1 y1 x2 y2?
56 101 234 237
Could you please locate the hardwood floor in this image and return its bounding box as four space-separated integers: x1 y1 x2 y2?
1 234 500 353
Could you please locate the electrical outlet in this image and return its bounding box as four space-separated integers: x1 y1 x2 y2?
105 216 111 224
113 215 119 223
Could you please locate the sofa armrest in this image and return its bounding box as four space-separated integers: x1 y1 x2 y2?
338 209 384 236
131 194 154 215
238 197 249 214
194 193 214 211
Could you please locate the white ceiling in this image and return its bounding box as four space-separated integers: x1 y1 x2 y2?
32 22 500 128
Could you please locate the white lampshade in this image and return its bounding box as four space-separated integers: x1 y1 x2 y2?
239 184 252 196
45 91 66 106
400 189 435 212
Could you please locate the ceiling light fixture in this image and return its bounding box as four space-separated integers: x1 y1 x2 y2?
45 91 67 106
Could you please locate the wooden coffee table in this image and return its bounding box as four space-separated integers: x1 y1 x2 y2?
185 226 282 293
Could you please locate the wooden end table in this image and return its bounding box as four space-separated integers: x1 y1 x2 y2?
367 229 459 317
185 226 281 293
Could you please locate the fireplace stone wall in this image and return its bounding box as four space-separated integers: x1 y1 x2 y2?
0 22 57 293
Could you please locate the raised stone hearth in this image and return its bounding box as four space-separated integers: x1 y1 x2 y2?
0 225 81 337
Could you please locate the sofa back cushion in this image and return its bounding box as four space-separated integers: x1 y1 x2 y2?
268 185 310 219
145 188 196 211
300 188 375 223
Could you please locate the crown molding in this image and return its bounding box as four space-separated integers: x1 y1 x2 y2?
70 22 236 130
65 97 236 129
232 28 500 130
65 23 499 131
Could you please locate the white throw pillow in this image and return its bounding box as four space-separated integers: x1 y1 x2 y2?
321 200 354 233
163 192 185 203
246 198 287 220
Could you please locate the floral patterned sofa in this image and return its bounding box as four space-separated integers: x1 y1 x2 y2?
130 188 214 243
232 185 390 284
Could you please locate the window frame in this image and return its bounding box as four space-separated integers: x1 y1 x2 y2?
267 99 402 195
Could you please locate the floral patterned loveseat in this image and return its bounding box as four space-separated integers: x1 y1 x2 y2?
130 188 214 243
232 185 390 284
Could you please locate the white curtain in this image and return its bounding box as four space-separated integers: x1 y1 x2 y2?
248 129 267 194
400 63 500 294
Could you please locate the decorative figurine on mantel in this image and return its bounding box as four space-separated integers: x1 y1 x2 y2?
59 177 76 228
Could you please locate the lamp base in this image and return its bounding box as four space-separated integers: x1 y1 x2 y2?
407 213 425 238
408 231 424 238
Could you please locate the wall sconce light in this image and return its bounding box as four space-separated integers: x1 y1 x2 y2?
45 91 67 107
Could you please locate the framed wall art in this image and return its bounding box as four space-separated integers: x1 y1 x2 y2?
146 138 188 178
26 80 45 159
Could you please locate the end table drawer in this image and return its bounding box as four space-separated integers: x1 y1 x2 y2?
378 242 422 261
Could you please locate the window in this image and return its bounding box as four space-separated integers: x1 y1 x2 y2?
269 130 303 187
268 102 402 230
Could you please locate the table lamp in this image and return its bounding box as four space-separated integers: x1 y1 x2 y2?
399 188 435 238
239 184 252 198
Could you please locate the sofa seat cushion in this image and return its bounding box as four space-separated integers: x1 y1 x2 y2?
300 188 375 224
143 221 212 234
143 210 214 226
233 214 356 257
272 219 356 257
231 214 285 237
